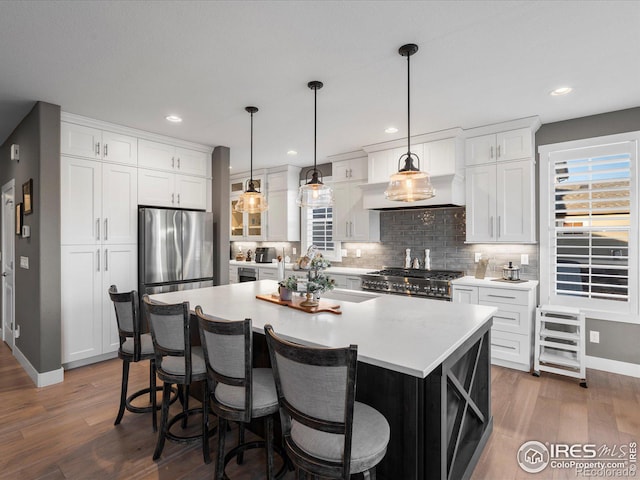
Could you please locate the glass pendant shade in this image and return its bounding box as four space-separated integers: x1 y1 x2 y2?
236 105 268 213
235 180 268 213
387 43 435 202
296 171 334 207
298 80 333 208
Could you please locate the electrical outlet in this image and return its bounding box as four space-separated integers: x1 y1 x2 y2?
292 247 296 255
20 256 29 269
341 249 347 257
589 330 600 343
474 252 482 263
356 249 361 258
521 254 529 265
14 325 20 339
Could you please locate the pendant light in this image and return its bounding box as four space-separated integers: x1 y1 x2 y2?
235 106 268 213
385 44 435 202
296 81 334 208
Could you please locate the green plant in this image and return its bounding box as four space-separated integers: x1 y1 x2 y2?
306 272 335 294
279 275 298 291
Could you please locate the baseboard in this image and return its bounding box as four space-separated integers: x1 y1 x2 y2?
13 346 64 387
63 351 118 370
586 355 640 378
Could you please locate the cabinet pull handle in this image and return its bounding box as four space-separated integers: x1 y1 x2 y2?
497 144 501 158
97 249 100 272
104 218 108 241
177 193 180 204
96 142 100 156
177 157 180 169
104 249 108 271
171 193 175 204
489 216 494 238
96 218 100 241
457 288 474 292
487 294 517 299
492 342 516 350
497 216 501 238
104 143 108 157
172 156 175 168
490 146 494 159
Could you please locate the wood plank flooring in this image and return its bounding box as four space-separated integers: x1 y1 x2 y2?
1 342 639 479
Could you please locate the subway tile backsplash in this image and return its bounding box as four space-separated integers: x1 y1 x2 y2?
340 206 539 280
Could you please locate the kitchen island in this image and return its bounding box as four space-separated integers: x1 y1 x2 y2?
150 280 496 480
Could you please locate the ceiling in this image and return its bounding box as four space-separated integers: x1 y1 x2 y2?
1 1 639 172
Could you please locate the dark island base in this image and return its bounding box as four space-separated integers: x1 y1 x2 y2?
195 317 493 480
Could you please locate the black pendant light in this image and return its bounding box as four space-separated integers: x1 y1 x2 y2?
385 43 435 202
235 106 268 213
296 80 334 208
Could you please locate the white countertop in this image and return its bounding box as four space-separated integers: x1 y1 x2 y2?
452 276 538 291
150 280 496 379
229 260 373 276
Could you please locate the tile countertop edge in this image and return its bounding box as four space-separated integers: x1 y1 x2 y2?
452 276 539 290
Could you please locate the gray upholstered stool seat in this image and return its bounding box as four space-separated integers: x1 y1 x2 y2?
161 347 206 376
291 402 390 473
121 333 155 356
215 368 278 415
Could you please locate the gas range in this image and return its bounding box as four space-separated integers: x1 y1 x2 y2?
360 268 464 300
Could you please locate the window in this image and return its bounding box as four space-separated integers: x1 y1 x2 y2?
301 204 341 262
539 132 639 323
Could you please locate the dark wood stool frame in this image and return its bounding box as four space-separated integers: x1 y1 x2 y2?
143 295 214 464
196 306 288 480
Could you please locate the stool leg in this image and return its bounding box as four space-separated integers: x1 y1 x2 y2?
237 423 245 464
114 360 129 425
202 380 211 464
215 416 227 480
182 384 190 429
153 382 172 460
265 415 274 480
150 360 157 432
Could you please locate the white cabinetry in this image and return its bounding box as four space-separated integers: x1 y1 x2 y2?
230 172 266 241
464 120 538 243
138 168 207 210
228 265 238 284
329 154 379 242
465 160 534 243
258 267 279 281
452 278 537 372
138 139 208 176
367 145 423 185
266 166 301 241
61 122 138 165
330 273 362 290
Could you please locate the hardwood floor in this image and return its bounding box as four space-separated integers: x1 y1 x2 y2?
1 342 639 479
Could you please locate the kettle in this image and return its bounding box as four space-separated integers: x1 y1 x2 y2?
502 261 520 281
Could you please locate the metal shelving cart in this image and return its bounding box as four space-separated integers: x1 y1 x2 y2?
533 304 587 388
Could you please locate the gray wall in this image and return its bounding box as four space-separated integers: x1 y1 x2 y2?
0 101 61 373
212 146 230 285
536 106 640 365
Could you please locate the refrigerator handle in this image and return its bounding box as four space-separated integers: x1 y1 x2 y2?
97 249 100 272
104 218 108 241
96 218 100 241
104 249 108 271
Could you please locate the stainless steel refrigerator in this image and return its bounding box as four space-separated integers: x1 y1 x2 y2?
138 207 215 295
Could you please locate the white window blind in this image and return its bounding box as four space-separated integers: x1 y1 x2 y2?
302 206 342 261
540 134 639 322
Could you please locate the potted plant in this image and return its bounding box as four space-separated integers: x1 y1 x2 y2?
278 276 298 301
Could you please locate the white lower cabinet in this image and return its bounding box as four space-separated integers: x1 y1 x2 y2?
258 268 279 281
331 273 362 290
61 244 137 364
228 266 238 284
452 278 537 372
138 168 207 209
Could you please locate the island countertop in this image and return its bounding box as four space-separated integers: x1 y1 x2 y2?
150 280 496 379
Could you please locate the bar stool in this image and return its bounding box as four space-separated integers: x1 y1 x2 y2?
143 295 212 464
195 306 288 480
108 285 162 430
264 324 390 480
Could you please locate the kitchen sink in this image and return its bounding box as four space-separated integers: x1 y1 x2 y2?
321 289 379 303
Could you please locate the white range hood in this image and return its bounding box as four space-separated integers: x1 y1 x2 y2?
360 173 465 210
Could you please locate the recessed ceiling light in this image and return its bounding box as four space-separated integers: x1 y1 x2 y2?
385 127 399 134
165 115 183 123
550 87 573 96
287 150 298 156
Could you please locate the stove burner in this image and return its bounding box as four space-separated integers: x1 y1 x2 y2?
361 268 464 300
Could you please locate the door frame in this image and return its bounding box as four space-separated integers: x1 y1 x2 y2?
1 179 16 349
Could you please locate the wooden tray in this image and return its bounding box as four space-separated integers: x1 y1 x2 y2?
256 294 342 315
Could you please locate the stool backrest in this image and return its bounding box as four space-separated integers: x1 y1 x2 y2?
108 285 142 360
142 294 193 383
264 324 357 478
195 306 253 423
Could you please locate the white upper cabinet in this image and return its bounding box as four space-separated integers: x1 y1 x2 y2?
138 168 206 210
367 145 424 184
465 127 533 166
333 181 380 242
266 166 301 242
138 139 208 176
61 122 137 165
332 156 367 182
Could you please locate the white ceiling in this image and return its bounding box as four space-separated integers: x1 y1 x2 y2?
1 1 639 172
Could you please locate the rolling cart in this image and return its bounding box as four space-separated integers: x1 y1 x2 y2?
533 304 587 388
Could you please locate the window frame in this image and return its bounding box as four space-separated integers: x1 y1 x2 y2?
300 178 342 263
539 131 640 324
